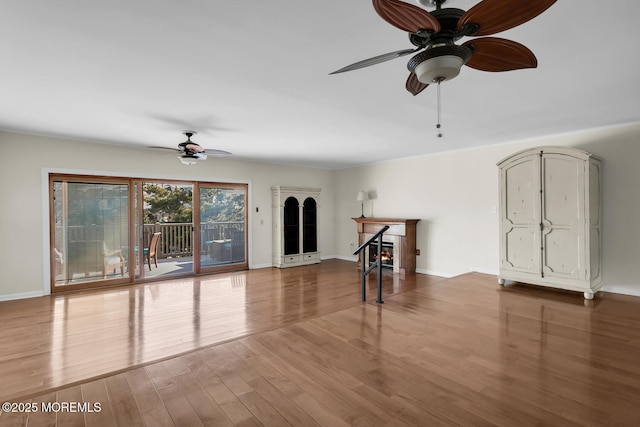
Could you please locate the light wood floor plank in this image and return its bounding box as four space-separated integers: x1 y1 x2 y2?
123 367 174 426
145 361 205 427
103 373 145 427
253 328 393 426
172 370 234 427
229 339 349 427
240 337 361 427
55 386 85 427
80 379 116 427
188 350 261 426
23 392 56 427
219 343 320 427
199 345 291 427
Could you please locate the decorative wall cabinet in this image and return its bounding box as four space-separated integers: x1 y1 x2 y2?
497 146 602 299
272 186 321 268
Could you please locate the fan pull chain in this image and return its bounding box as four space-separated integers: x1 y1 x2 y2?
436 79 443 138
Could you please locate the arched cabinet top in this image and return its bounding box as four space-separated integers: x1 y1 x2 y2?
272 186 321 206
284 196 299 206
497 146 600 168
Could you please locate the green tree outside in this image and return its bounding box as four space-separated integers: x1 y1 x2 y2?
143 184 193 224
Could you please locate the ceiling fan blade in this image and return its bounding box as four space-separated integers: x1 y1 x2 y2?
203 149 232 156
458 0 556 36
149 146 179 152
463 37 537 72
330 48 417 74
373 0 440 34
406 73 429 96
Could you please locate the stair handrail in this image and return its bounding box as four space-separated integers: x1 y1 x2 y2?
353 225 389 303
352 225 389 256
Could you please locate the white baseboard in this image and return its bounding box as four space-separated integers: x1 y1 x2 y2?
324 255 357 262
470 268 500 276
249 263 273 270
415 268 452 278
0 291 44 302
602 285 640 298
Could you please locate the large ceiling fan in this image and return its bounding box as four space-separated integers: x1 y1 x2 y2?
151 131 231 165
331 0 556 95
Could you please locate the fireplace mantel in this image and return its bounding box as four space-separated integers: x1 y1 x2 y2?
352 218 420 275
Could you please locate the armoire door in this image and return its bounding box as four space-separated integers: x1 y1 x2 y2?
500 154 541 275
540 153 584 280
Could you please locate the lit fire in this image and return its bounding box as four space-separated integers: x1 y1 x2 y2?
372 248 393 265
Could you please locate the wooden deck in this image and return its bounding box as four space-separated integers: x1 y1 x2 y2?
1 259 639 425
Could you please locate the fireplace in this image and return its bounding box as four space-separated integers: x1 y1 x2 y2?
369 243 394 268
353 218 420 276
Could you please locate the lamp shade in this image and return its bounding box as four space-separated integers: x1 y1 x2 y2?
357 190 369 201
407 45 472 84
414 55 465 83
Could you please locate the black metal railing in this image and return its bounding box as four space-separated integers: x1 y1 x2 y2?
353 225 389 304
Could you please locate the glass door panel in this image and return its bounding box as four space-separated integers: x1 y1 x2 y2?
51 178 130 291
199 184 247 269
140 182 194 279
133 181 144 280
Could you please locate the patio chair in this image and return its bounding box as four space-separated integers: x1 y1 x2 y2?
144 232 162 271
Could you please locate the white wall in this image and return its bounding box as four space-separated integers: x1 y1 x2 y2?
334 123 640 297
0 131 335 299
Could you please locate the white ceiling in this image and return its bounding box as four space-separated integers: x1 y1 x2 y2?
1 1 639 169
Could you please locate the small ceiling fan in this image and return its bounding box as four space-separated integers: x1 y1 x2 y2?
331 0 556 94
151 131 231 165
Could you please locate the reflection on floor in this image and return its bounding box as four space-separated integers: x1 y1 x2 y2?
0 259 419 403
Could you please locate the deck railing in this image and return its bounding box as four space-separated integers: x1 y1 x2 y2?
61 222 244 260
143 223 194 258
143 222 244 259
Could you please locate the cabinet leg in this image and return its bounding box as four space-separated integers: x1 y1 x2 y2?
497 278 505 286
583 292 594 300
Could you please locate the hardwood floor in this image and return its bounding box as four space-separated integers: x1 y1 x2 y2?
1 259 640 426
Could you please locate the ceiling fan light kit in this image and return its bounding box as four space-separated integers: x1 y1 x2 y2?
179 155 200 166
408 44 472 84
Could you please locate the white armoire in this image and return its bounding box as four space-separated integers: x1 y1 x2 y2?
497 147 602 299
272 186 321 268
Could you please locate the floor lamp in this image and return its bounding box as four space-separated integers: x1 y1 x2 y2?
357 190 368 218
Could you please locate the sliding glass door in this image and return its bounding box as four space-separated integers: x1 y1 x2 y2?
50 175 248 292
198 183 248 271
